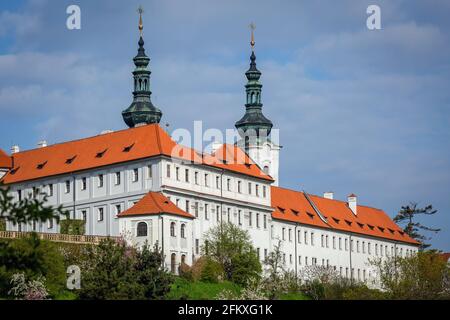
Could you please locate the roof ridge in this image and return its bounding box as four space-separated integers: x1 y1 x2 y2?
149 192 165 214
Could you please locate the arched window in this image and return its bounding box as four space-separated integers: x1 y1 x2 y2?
171 253 176 273
251 92 255 103
139 79 142 90
181 254 186 264
137 222 147 237
256 92 260 103
170 222 176 237
144 79 148 90
263 165 269 174
180 224 186 238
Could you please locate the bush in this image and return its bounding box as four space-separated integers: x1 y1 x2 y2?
166 277 242 300
79 239 173 300
0 218 6 231
200 258 223 283
0 234 66 298
60 219 85 235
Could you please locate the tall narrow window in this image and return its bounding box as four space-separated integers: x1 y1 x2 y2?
263 215 267 229
98 175 104 188
227 178 231 191
115 204 121 217
248 182 252 195
238 210 242 225
132 168 139 182
48 219 53 229
115 172 121 185
81 177 87 190
18 189 22 201
48 184 53 197
227 208 231 222
147 165 152 178
170 222 176 237
248 212 252 227
171 253 176 273
137 222 147 237
181 224 186 238
195 239 199 254
82 210 87 221
194 202 199 217
255 184 259 197
194 171 199 184
263 186 267 198
238 181 242 193
166 164 171 178
204 173 209 187
185 200 190 213
205 204 209 220
216 205 220 222
216 176 220 189
176 167 180 181
256 213 260 228
185 169 189 182
98 208 104 221
65 180 71 193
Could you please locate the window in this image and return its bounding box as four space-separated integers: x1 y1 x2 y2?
289 229 292 242
351 240 354 252
368 243 372 255
238 210 242 225
181 224 186 238
204 173 209 187
263 215 267 229
115 172 121 185
171 253 176 273
137 222 147 237
17 190 22 201
238 181 242 193
339 237 342 250
82 210 87 221
185 169 189 182
357 240 360 253
256 213 260 228
264 249 268 259
147 165 152 178
166 164 171 178
185 200 190 213
132 168 139 182
271 225 275 239
205 204 209 220
255 184 259 197
176 167 180 180
298 230 301 243
304 231 308 244
305 256 308 265
194 171 199 184
380 244 384 256
32 220 36 231
170 222 176 237
48 219 53 229
311 232 315 246
194 202 199 217
227 178 231 191
326 235 329 248
115 204 121 217
290 254 293 264
216 205 220 222
282 228 286 240
98 174 104 188
195 239 200 254
363 241 366 253
321 234 324 247
375 244 378 256
32 186 39 198
47 184 53 197
257 248 260 259
263 165 269 174
81 177 87 190
263 186 267 198
248 212 252 227
227 208 231 222
65 180 71 193
345 238 348 251
98 208 104 221
299 255 302 265
333 236 336 249
216 176 220 189
248 182 252 195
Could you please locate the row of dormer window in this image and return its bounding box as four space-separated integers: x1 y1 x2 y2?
166 163 267 198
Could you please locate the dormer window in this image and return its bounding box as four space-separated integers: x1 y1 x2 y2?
345 220 352 226
357 222 364 228
277 206 286 213
66 155 76 164
332 217 340 224
307 212 314 219
123 143 135 152
36 161 47 170
96 149 107 158
10 167 20 174
291 209 299 215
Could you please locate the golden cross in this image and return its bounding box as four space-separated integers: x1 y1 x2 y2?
137 5 144 36
249 22 256 49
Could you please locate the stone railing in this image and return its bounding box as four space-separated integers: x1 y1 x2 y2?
0 230 120 245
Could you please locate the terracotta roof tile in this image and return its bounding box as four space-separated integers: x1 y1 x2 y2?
118 192 194 219
0 149 12 169
1 124 272 184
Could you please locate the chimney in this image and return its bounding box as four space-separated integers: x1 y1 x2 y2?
37 140 47 148
348 194 357 215
11 145 20 154
323 191 334 200
211 141 222 154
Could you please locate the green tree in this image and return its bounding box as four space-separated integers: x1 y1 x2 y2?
202 222 261 286
79 239 173 300
394 202 440 250
370 251 450 299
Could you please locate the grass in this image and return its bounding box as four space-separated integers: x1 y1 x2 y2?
278 292 310 300
166 278 242 300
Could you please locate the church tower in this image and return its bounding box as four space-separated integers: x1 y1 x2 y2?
122 7 162 128
235 24 281 185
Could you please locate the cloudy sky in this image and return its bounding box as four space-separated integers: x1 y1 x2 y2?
1 0 449 250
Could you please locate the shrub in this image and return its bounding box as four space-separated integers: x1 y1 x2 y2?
200 258 223 283
60 219 85 235
8 273 49 300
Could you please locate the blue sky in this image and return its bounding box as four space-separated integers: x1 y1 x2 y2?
1 0 449 250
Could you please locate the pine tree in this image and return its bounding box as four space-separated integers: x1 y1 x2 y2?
394 202 440 250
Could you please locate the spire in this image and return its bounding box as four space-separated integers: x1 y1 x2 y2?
122 6 162 128
235 23 273 140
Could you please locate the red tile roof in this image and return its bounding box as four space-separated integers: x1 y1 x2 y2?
118 191 194 219
1 124 272 184
0 149 12 169
271 186 419 245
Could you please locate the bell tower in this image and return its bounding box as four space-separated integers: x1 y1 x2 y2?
235 23 280 185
